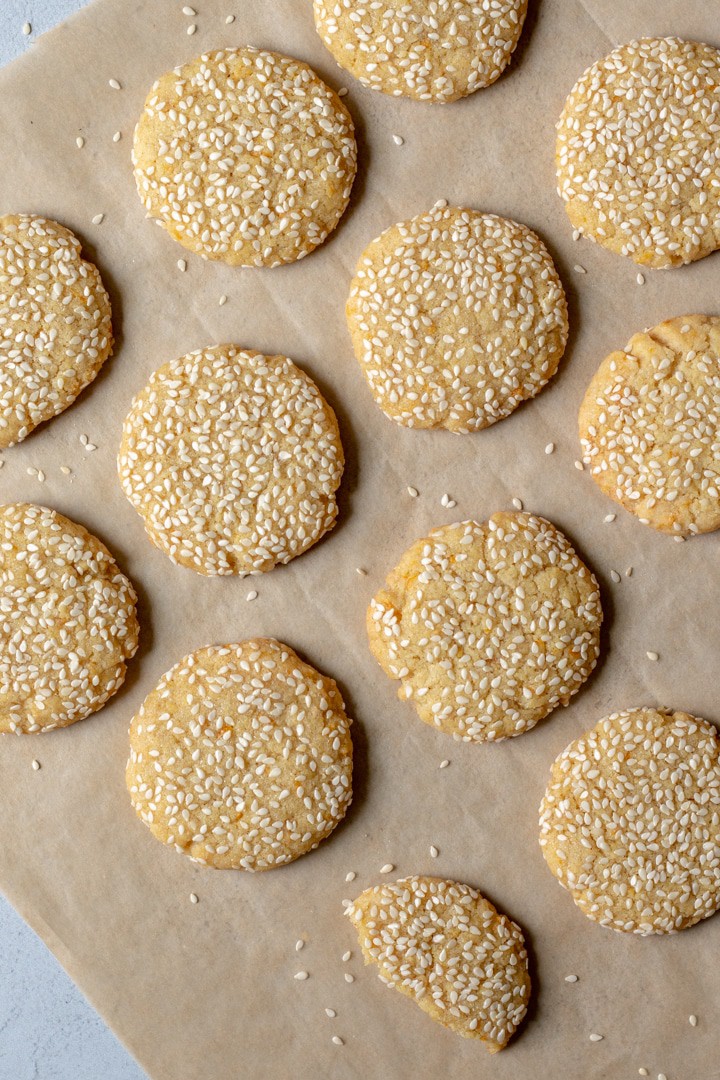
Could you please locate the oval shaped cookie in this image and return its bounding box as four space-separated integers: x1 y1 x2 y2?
118 346 344 576
579 315 720 536
133 47 357 267
557 38 720 268
127 639 353 870
346 206 568 432
314 0 528 103
368 512 602 742
347 876 530 1051
0 215 113 448
0 503 139 733
539 707 720 934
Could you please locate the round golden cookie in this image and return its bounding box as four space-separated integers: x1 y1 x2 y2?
0 503 139 734
368 512 602 742
539 708 720 935
346 206 568 432
557 38 720 268
118 346 344 576
133 47 357 267
0 214 113 448
579 315 720 537
313 1 528 103
127 639 353 870
347 876 530 1051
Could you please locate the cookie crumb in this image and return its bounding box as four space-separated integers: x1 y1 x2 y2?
392 134 404 146
31 760 41 771
545 442 555 455
189 893 198 904
646 651 659 662
294 971 309 981
380 863 394 874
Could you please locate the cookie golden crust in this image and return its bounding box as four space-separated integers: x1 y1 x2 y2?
346 206 568 432
368 513 602 743
313 0 528 103
126 639 353 871
347 876 530 1051
539 708 720 935
0 214 113 448
0 503 139 734
133 47 357 267
118 346 344 576
557 38 720 268
579 315 720 536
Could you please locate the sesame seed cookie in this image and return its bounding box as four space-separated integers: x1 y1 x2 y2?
0 503 139 734
368 512 602 742
127 639 353 870
313 1 528 103
133 47 357 267
346 206 568 432
0 214 112 448
579 315 720 536
557 38 720 268
347 876 530 1050
539 708 720 935
118 346 344 576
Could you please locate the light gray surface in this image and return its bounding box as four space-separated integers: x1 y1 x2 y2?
0 3 147 1078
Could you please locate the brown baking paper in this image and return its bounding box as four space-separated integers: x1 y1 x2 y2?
1 1 719 1077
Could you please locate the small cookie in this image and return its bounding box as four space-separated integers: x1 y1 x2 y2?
118 346 344 576
127 639 353 870
133 47 357 267
368 512 601 742
314 1 528 103
0 503 138 734
347 876 530 1051
346 206 568 432
557 38 720 268
539 707 720 935
579 315 720 536
0 214 113 448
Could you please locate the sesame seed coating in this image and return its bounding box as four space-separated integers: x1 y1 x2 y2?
133 47 357 267
126 639 353 871
0 503 139 734
368 512 602 743
557 38 720 268
118 346 344 576
346 206 568 432
347 876 530 1051
0 215 113 448
313 0 527 103
539 708 720 935
579 315 720 536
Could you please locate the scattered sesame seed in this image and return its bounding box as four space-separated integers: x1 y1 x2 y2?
225 15 235 25
187 23 197 35
430 845 439 858
22 22 32 36
674 535 686 543
344 973 354 984
60 466 72 476
182 5 196 13
572 229 581 241
177 259 187 272
604 513 616 523
355 567 367 576
295 940 304 952
80 434 89 447
108 78 121 90
380 864 394 874
574 460 584 471
342 951 351 962
512 497 523 511
91 214 105 226
392 134 404 146
589 1033 603 1042
689 1014 698 1027
434 199 448 209
36 470 45 483
31 760 40 771
646 651 659 662
331 1036 344 1046
564 974 578 983
636 273 645 285
294 971 309 981
610 570 621 583
341 899 352 910
574 264 587 274
113 131 122 142
439 759 450 769
345 871 356 883
246 590 258 602
85 443 97 453
26 466 36 476
625 566 633 577
338 86 348 96
218 294 227 306
407 486 418 498
638 1071 648 1077
545 442 555 454
189 893 198 904
658 1074 667 1080
0 460 4 470
325 1008 336 1018
76 136 85 149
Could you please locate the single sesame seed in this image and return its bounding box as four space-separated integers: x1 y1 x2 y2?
689 1014 698 1027
218 294 227 306
187 23 197 35
658 1074 667 1080
325 1008 336 1018
331 1036 344 1046
225 15 235 24
356 567 367 576
430 845 439 858
189 893 198 904
610 570 621 583
338 86 348 96
545 442 555 455
36 470 45 483
574 264 587 274
646 651 659 662
604 513 616 523
572 229 581 241
26 466 36 476
342 951 351 962
60 466 72 476
22 22 32 36
407 486 418 498
295 940 304 952
345 871 356 883
439 759 449 769
638 1071 648 1077
182 5 196 13
31 760 40 771
92 214 105 226
392 134 404 146
574 460 584 471
294 971 309 981
564 974 578 983
636 273 645 285
85 443 97 453
674 535 686 543
589 1033 603 1042
344 973 354 983
246 590 258 602
434 199 448 209
108 78 121 90
512 497 523 511
625 566 633 578
380 863 394 874
113 131 122 142
177 259 187 272
76 136 85 149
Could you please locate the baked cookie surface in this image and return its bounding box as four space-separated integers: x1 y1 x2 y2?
127 639 353 870
346 206 568 432
118 346 344 576
557 38 720 268
133 47 357 267
539 707 720 935
579 315 720 536
0 503 138 734
368 512 602 742
0 214 113 448
347 876 530 1051
313 0 528 103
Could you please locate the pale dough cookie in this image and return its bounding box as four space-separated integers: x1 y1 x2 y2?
133 47 357 267
0 214 113 448
127 639 353 870
118 346 344 576
0 503 139 734
557 38 720 268
347 876 530 1050
368 512 601 742
313 0 528 103
579 315 720 536
539 708 720 935
346 206 568 432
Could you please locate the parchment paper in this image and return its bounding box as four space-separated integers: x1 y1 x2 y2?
1 1 719 1077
